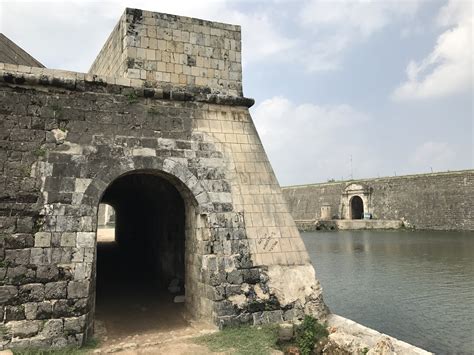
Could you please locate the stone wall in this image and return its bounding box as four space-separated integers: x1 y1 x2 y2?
90 8 243 96
0 63 326 349
282 170 474 231
88 13 127 77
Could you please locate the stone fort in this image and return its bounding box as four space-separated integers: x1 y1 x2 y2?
0 8 328 349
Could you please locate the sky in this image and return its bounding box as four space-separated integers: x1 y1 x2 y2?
0 0 472 185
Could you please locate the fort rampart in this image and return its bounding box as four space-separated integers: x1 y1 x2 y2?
282 170 474 231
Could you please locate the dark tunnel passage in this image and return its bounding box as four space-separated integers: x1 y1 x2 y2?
350 195 364 220
94 172 188 338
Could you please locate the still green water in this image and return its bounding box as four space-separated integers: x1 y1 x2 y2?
301 230 474 355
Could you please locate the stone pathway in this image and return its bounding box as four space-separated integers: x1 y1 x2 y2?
93 318 219 354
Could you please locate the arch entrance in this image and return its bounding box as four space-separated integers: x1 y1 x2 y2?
340 183 372 219
350 195 364 220
95 171 191 335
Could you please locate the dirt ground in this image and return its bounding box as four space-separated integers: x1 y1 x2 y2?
93 275 219 354
92 239 220 354
93 317 220 354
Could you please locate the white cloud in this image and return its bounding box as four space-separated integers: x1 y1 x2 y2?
392 0 473 100
410 141 456 170
400 24 425 39
0 0 427 74
0 0 297 71
300 0 420 37
222 12 297 67
296 0 423 71
252 96 374 185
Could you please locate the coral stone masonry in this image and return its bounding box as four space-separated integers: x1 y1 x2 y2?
282 170 474 231
0 8 327 350
89 9 243 96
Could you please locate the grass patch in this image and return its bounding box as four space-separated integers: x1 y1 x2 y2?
13 338 99 355
34 148 47 157
295 316 328 355
194 324 279 355
126 92 139 104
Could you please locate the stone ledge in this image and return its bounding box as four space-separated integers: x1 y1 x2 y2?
0 64 254 108
294 219 405 231
327 314 433 354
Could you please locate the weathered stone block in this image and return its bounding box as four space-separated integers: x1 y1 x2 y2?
34 232 51 247
5 305 25 321
16 217 35 234
7 320 42 338
40 319 63 338
76 233 94 248
73 263 92 281
6 266 36 285
70 248 84 263
59 233 76 247
4 234 34 249
67 281 89 299
83 248 94 263
24 302 38 320
204 270 226 286
36 265 59 282
37 302 53 320
242 268 261 284
225 285 241 296
4 249 30 266
74 178 91 193
30 248 52 265
69 299 87 316
226 270 243 284
205 285 225 301
64 315 86 334
283 307 304 322
51 300 69 318
213 300 236 317
19 284 45 303
44 282 67 300
51 248 72 264
24 301 53 320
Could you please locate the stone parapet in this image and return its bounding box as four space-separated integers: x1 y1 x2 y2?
0 65 253 108
90 8 243 96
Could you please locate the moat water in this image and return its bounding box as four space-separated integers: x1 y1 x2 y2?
302 230 474 355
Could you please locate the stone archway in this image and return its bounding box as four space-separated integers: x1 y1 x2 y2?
350 195 364 220
79 158 218 339
340 183 371 220
94 171 191 338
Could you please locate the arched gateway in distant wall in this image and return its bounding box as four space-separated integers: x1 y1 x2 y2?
0 8 327 349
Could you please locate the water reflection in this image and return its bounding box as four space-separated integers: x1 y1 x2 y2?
302 230 474 355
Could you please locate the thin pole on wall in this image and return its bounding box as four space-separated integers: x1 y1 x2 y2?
350 155 353 180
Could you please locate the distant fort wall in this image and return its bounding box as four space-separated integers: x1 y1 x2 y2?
282 170 474 231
